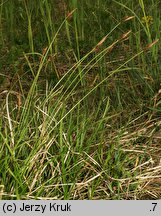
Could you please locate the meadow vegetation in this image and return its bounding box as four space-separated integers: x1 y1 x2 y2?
0 0 161 199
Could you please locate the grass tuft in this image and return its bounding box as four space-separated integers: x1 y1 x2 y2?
0 0 161 200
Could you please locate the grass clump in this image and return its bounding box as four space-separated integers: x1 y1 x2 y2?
0 0 161 200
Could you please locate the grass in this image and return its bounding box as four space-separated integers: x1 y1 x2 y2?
0 0 161 199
